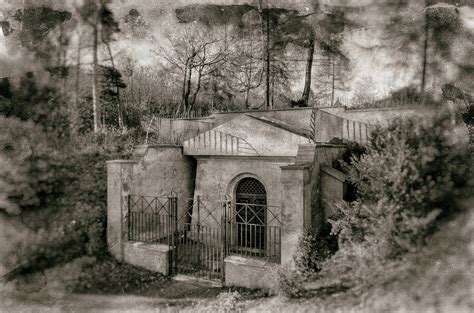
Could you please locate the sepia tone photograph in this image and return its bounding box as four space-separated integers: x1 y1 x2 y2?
0 0 473 312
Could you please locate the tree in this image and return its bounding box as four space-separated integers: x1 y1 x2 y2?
98 66 127 129
160 27 225 114
0 72 70 140
225 10 265 109
298 5 350 106
313 55 350 106
123 9 150 40
78 0 120 133
12 6 72 67
383 0 464 102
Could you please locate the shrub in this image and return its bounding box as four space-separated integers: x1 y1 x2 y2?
0 116 70 215
332 141 367 174
331 113 471 256
294 223 338 274
0 115 139 276
275 266 307 298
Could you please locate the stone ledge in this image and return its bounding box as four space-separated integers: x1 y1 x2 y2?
123 241 171 275
320 165 347 182
224 255 277 289
106 160 138 164
314 143 347 148
224 255 274 268
280 163 312 170
126 241 171 252
147 144 183 148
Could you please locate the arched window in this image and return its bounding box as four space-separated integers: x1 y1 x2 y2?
235 177 266 250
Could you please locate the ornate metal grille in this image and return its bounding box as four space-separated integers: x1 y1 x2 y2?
236 177 266 198
234 178 267 252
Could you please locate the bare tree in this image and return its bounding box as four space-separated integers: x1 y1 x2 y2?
225 24 265 109
159 28 225 115
313 51 350 106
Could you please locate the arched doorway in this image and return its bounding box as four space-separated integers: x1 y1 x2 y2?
235 177 267 251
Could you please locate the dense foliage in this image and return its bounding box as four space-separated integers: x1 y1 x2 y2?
325 114 471 286
339 115 469 250
0 100 139 276
293 223 338 274
278 113 471 298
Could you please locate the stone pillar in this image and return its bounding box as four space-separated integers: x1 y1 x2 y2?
280 164 312 269
107 160 137 261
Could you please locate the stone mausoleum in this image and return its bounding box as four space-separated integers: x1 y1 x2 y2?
106 106 429 289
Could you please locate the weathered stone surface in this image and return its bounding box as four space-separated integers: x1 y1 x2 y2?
224 255 276 290
107 160 136 261
310 144 347 232
193 156 294 227
184 114 310 157
280 164 311 269
132 145 196 216
123 241 171 275
320 165 347 218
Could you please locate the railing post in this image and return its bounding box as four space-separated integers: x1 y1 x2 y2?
127 195 131 241
167 195 176 276
167 196 171 275
197 195 201 226
221 198 229 283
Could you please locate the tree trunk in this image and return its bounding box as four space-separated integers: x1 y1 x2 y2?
106 42 124 133
271 73 275 108
74 36 82 130
189 67 203 114
92 23 100 133
245 87 250 109
301 37 315 106
265 11 271 109
421 13 429 103
331 57 335 106
177 60 189 115
184 64 193 113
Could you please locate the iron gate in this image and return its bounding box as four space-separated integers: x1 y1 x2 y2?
128 194 281 282
128 195 176 245
172 196 226 281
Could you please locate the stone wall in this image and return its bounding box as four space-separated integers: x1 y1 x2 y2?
224 255 276 290
314 109 345 142
107 145 196 274
310 144 347 232
192 156 295 226
320 165 347 218
131 145 196 211
184 114 310 157
149 118 215 144
339 107 428 125
123 242 172 276
213 107 313 131
280 163 312 269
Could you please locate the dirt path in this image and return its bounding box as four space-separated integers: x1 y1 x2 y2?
1 278 224 313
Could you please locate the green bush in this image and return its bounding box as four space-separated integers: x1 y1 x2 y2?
294 224 338 274
0 116 70 215
275 266 307 298
0 115 139 275
0 72 71 141
331 113 471 256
